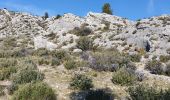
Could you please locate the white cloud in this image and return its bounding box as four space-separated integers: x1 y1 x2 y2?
147 0 155 14
1 2 55 16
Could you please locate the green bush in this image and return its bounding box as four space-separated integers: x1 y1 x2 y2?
64 60 77 70
13 69 44 84
0 50 11 58
0 58 17 68
18 59 37 70
0 49 29 58
51 50 69 61
12 82 56 100
38 57 50 65
7 83 18 95
130 54 141 62
89 51 132 72
51 58 60 66
128 84 170 100
160 55 170 63
76 36 93 51
0 86 5 96
70 74 93 90
3 37 17 48
145 60 164 75
0 58 17 80
0 67 17 80
111 68 137 86
33 48 49 57
69 25 93 36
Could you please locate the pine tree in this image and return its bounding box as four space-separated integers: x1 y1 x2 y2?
44 12 49 19
102 3 113 15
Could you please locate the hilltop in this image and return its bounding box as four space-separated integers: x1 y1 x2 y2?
0 9 170 100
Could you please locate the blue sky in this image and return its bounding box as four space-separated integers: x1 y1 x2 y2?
0 0 170 20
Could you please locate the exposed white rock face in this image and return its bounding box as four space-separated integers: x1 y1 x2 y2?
47 13 84 34
73 49 83 54
34 36 57 50
0 9 170 55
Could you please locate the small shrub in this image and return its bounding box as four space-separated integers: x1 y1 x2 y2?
0 58 17 80
38 57 50 65
12 82 56 100
165 63 170 76
33 48 49 57
11 48 28 57
51 58 60 66
136 21 141 27
76 36 93 51
102 21 110 31
69 25 93 36
0 49 27 58
18 59 37 70
160 55 170 63
89 51 131 72
7 83 18 95
128 84 170 100
70 74 93 90
152 55 157 60
51 50 68 61
145 60 164 75
3 37 17 48
130 54 141 62
0 86 5 96
64 60 77 70
0 58 17 68
13 69 44 84
132 30 137 34
111 68 137 86
0 67 17 80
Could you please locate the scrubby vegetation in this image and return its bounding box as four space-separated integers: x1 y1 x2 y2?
0 58 17 80
70 74 93 90
159 55 170 63
12 69 44 84
87 50 135 72
69 24 93 36
0 15 170 100
12 82 56 100
76 36 94 51
0 86 5 96
128 84 170 100
111 68 137 86
64 60 77 70
129 54 141 62
145 60 164 75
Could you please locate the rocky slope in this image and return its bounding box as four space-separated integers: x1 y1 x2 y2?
0 9 170 100
0 9 170 56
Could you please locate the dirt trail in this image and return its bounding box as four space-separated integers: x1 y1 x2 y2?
37 65 128 100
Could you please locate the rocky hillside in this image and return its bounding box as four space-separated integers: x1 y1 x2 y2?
0 9 170 100
0 9 169 55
